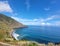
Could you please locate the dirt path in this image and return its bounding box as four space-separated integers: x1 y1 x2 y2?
0 42 15 46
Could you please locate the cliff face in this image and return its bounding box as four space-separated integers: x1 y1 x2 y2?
0 14 24 28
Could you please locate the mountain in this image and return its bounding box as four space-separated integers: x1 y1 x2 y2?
0 14 24 41
0 14 24 28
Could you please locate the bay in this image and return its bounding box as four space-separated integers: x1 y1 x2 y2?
13 25 60 43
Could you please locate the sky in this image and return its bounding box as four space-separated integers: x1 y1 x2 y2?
0 0 60 26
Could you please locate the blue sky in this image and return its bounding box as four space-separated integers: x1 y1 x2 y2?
0 0 60 26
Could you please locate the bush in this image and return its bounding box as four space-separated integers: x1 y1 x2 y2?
28 43 38 46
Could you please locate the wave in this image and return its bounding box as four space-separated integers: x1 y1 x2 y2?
12 31 19 40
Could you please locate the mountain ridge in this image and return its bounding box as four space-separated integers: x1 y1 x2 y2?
0 14 25 41
0 14 24 28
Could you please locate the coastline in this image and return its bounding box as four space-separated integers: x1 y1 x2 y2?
6 26 60 46
10 29 16 40
10 26 27 40
11 30 19 40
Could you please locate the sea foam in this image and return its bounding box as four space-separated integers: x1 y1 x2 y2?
12 31 19 40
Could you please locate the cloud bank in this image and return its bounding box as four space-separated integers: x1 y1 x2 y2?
11 15 60 26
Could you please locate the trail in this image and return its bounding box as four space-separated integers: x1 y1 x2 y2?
0 42 15 46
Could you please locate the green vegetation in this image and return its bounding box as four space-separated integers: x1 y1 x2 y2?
0 22 11 40
0 14 24 42
28 42 38 46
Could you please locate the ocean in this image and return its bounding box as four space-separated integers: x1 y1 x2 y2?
12 25 60 43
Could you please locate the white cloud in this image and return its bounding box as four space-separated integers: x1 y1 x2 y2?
51 0 57 4
44 8 50 11
41 15 60 22
40 22 51 26
44 16 56 21
53 21 60 26
25 0 30 11
11 15 60 26
11 16 20 21
11 16 52 26
0 1 13 13
11 16 40 25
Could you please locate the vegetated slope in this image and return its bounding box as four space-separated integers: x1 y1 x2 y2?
0 14 24 41
0 14 24 28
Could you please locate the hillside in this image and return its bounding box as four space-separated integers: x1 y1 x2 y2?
0 14 24 28
0 14 24 41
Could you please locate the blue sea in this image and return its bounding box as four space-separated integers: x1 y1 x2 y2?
12 25 60 43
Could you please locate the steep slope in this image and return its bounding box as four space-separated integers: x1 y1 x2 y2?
0 14 24 28
0 14 24 41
